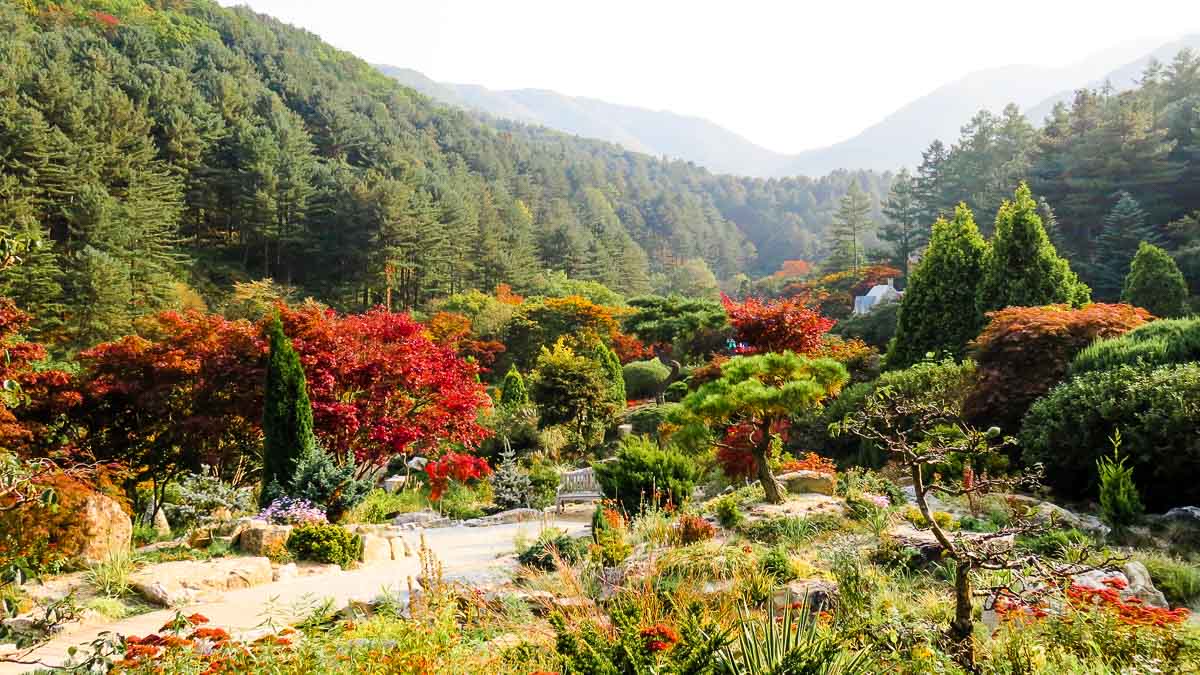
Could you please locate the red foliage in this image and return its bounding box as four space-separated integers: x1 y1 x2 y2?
963 304 1151 431
426 311 505 370
714 421 793 479
1066 579 1191 627
0 299 77 451
721 294 834 355
92 11 119 29
611 331 655 364
640 623 680 653
777 452 837 475
674 513 717 543
772 259 813 280
278 303 491 468
424 451 492 500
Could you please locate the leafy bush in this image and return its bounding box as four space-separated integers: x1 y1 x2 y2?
711 494 744 529
0 471 105 575
526 458 560 510
594 436 699 513
1020 363 1200 509
286 522 362 567
1097 432 1144 531
758 545 799 582
161 470 254 530
516 529 587 570
346 489 426 524
1123 241 1190 318
673 514 716 545
1137 553 1200 606
1070 317 1200 376
663 380 689 402
623 360 671 400
831 300 898 349
625 403 680 437
743 515 840 546
962 303 1150 432
1015 528 1091 558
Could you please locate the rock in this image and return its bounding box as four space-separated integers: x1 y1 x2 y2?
392 511 448 527
0 643 18 657
388 536 410 560
616 424 633 438
130 556 273 606
1164 506 1200 523
1122 561 1169 609
383 475 406 493
551 595 596 614
238 521 292 555
770 580 838 613
152 508 171 537
273 563 299 582
77 493 133 565
1007 496 1110 538
360 534 393 564
777 470 836 496
463 508 543 527
188 528 213 549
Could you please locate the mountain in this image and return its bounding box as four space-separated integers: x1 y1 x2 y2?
376 65 791 176
382 37 1168 178
1024 34 1200 124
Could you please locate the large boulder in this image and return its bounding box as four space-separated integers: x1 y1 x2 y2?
1073 564 1169 610
392 511 450 528
131 556 273 606
78 493 132 564
1006 495 1109 538
778 471 836 496
360 534 392 564
237 520 292 556
770 579 838 613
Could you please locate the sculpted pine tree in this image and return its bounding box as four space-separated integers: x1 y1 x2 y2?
887 204 987 369
260 316 316 506
1123 242 1190 318
977 183 1090 314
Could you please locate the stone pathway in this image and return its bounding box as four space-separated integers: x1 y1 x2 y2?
1 519 586 674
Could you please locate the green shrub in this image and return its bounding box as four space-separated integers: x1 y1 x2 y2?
1015 528 1091 558
161 470 254 530
625 403 680 437
438 482 488 520
526 459 561 510
286 522 362 567
516 529 587 570
266 447 372 522
664 380 689 402
1097 431 1144 531
711 494 744 529
348 489 426 524
593 436 699 513
1123 241 1190 318
1137 553 1200 606
1070 317 1200 377
1020 363 1200 509
742 516 831 546
832 300 899 349
622 360 671 399
758 545 798 582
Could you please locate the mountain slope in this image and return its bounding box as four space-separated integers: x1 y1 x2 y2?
378 65 790 176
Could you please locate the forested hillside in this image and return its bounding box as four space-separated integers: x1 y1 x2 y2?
0 0 888 352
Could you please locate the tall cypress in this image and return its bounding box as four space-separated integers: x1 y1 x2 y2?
593 341 626 406
260 316 316 506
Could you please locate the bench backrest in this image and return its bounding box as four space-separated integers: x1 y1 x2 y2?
558 467 600 494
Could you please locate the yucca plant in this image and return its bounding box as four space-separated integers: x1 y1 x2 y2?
717 597 870 675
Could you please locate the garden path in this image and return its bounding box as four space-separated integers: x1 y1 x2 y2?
2 518 587 674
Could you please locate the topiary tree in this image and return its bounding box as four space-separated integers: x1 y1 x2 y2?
1070 317 1200 376
887 204 988 368
498 365 530 408
1122 241 1190 318
261 316 315 506
977 183 1090 315
673 352 848 504
622 359 671 400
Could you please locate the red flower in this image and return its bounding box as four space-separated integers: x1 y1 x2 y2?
639 624 679 653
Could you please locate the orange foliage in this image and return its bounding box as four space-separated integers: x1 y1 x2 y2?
611 332 655 364
963 304 1151 431
777 452 837 475
494 283 524 305
772 259 813 279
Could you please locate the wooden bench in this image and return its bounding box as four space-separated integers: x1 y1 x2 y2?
555 467 603 513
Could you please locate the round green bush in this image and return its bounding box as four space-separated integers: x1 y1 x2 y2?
622 359 671 399
625 402 681 437
1070 317 1200 377
593 435 699 513
1020 363 1200 510
831 301 899 349
516 529 588 570
664 380 689 402
286 522 363 567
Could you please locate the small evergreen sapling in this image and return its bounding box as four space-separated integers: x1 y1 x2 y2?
491 450 534 510
1097 430 1144 531
260 316 315 506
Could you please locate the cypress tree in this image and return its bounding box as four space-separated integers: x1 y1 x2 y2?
1123 242 1190 318
977 183 1090 314
499 365 530 408
593 341 626 405
1090 193 1161 300
887 203 988 368
260 316 316 506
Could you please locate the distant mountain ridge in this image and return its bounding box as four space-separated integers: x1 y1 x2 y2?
378 35 1190 178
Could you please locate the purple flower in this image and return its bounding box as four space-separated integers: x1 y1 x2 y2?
258 497 327 525
862 492 890 510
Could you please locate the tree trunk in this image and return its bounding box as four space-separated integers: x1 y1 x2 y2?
950 562 977 671
754 435 784 504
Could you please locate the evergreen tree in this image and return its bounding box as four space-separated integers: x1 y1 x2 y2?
880 168 927 277
888 203 988 368
1090 192 1161 300
827 183 873 274
977 183 1090 315
593 341 627 406
915 140 953 225
1123 242 1189 318
260 316 316 506
499 366 530 408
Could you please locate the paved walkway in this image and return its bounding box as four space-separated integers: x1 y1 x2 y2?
2 519 586 674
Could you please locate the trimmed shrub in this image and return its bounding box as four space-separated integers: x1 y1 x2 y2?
625 403 680 437
1071 317 1200 376
498 366 530 407
286 522 362 567
1123 242 1190 318
831 301 899 350
593 436 699 513
1020 363 1200 510
517 529 587 570
963 304 1150 433
622 359 671 400
663 380 689 402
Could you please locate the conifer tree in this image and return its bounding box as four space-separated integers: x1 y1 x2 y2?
594 341 627 406
499 365 530 408
888 204 988 368
260 316 316 506
827 183 874 274
1123 242 1190 317
977 183 1090 315
1089 193 1162 300
880 168 927 277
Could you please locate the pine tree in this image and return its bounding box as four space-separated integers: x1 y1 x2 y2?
1090 192 1161 300
827 183 873 274
499 366 530 408
977 183 1090 315
1123 242 1189 318
915 140 953 225
880 168 927 277
260 316 316 506
887 203 988 368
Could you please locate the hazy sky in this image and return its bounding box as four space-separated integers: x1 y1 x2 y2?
219 1 1198 153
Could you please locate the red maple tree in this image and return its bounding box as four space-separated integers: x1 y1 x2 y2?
720 294 835 355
